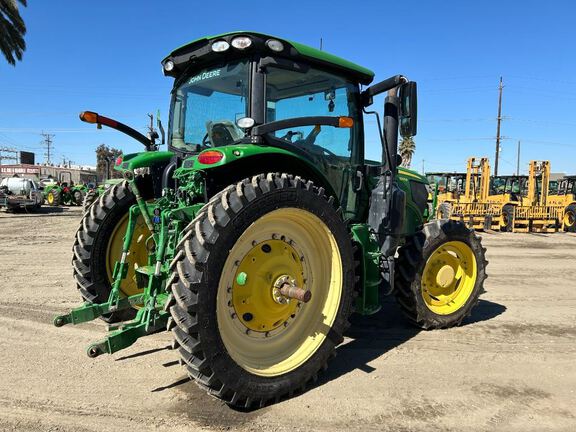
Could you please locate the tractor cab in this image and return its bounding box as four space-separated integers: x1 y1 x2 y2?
489 175 528 203
162 32 422 223
557 175 576 196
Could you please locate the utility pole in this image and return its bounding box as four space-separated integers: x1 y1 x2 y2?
421 159 425 174
320 37 323 51
516 140 521 176
41 132 55 165
494 77 504 176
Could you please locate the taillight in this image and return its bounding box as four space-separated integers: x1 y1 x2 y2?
116 156 123 166
198 150 224 165
63 187 69 193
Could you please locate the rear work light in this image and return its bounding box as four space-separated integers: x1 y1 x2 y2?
198 150 224 165
231 36 252 50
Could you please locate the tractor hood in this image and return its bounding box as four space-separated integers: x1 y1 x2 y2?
398 167 428 184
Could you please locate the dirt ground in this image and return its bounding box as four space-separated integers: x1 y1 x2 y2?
0 206 575 432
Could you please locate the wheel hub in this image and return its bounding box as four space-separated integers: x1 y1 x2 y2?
230 238 303 334
436 265 455 288
272 275 295 305
421 241 477 315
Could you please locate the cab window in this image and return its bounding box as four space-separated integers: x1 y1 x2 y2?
265 66 360 161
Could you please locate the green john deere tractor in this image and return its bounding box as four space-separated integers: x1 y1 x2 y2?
55 32 487 408
44 172 87 206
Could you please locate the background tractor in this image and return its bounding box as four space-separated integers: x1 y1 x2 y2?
426 172 467 218
54 32 487 408
44 171 87 206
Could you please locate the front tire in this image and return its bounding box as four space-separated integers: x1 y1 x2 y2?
73 189 85 206
168 173 355 408
437 202 452 219
47 189 60 206
394 219 487 329
500 204 514 232
563 204 576 232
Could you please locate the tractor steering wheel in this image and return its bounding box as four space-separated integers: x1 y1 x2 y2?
202 133 212 148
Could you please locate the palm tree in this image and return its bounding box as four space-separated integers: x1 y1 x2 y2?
399 136 415 168
0 0 27 66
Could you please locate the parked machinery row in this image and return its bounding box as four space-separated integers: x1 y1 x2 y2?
428 158 576 233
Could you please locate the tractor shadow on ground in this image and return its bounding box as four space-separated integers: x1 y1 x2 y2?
0 206 75 218
115 344 172 361
315 298 506 387
156 298 505 419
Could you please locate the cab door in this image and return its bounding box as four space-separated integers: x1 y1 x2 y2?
264 66 364 220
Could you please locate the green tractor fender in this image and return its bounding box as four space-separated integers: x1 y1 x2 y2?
396 167 429 235
114 151 175 172
179 145 340 203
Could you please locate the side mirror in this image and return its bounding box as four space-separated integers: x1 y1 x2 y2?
399 81 417 138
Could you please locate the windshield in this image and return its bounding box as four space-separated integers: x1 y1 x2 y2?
169 61 250 152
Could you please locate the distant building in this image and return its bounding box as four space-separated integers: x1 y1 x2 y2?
0 164 98 184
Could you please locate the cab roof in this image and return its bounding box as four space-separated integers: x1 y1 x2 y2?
163 31 375 85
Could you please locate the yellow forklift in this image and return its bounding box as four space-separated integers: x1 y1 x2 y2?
449 158 557 232
547 175 576 232
449 157 504 230
511 161 561 232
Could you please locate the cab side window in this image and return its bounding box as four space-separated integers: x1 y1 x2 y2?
265 67 360 161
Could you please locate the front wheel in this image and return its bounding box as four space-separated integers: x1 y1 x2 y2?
47 189 60 206
73 189 85 206
563 204 576 232
500 204 514 232
168 173 355 408
436 202 452 219
394 219 487 329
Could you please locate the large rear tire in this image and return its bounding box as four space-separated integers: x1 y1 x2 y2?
394 219 487 329
167 173 355 408
72 180 151 322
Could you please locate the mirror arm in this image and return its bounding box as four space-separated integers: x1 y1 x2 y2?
362 75 407 106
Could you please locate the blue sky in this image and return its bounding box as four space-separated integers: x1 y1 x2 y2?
0 0 575 175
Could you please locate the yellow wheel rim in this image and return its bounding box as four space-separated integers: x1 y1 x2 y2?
47 193 54 204
421 241 477 315
105 212 151 297
217 208 342 377
564 210 575 227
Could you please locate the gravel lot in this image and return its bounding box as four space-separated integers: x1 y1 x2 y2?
1 206 575 432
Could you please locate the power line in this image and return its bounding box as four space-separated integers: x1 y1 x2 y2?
0 147 18 166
